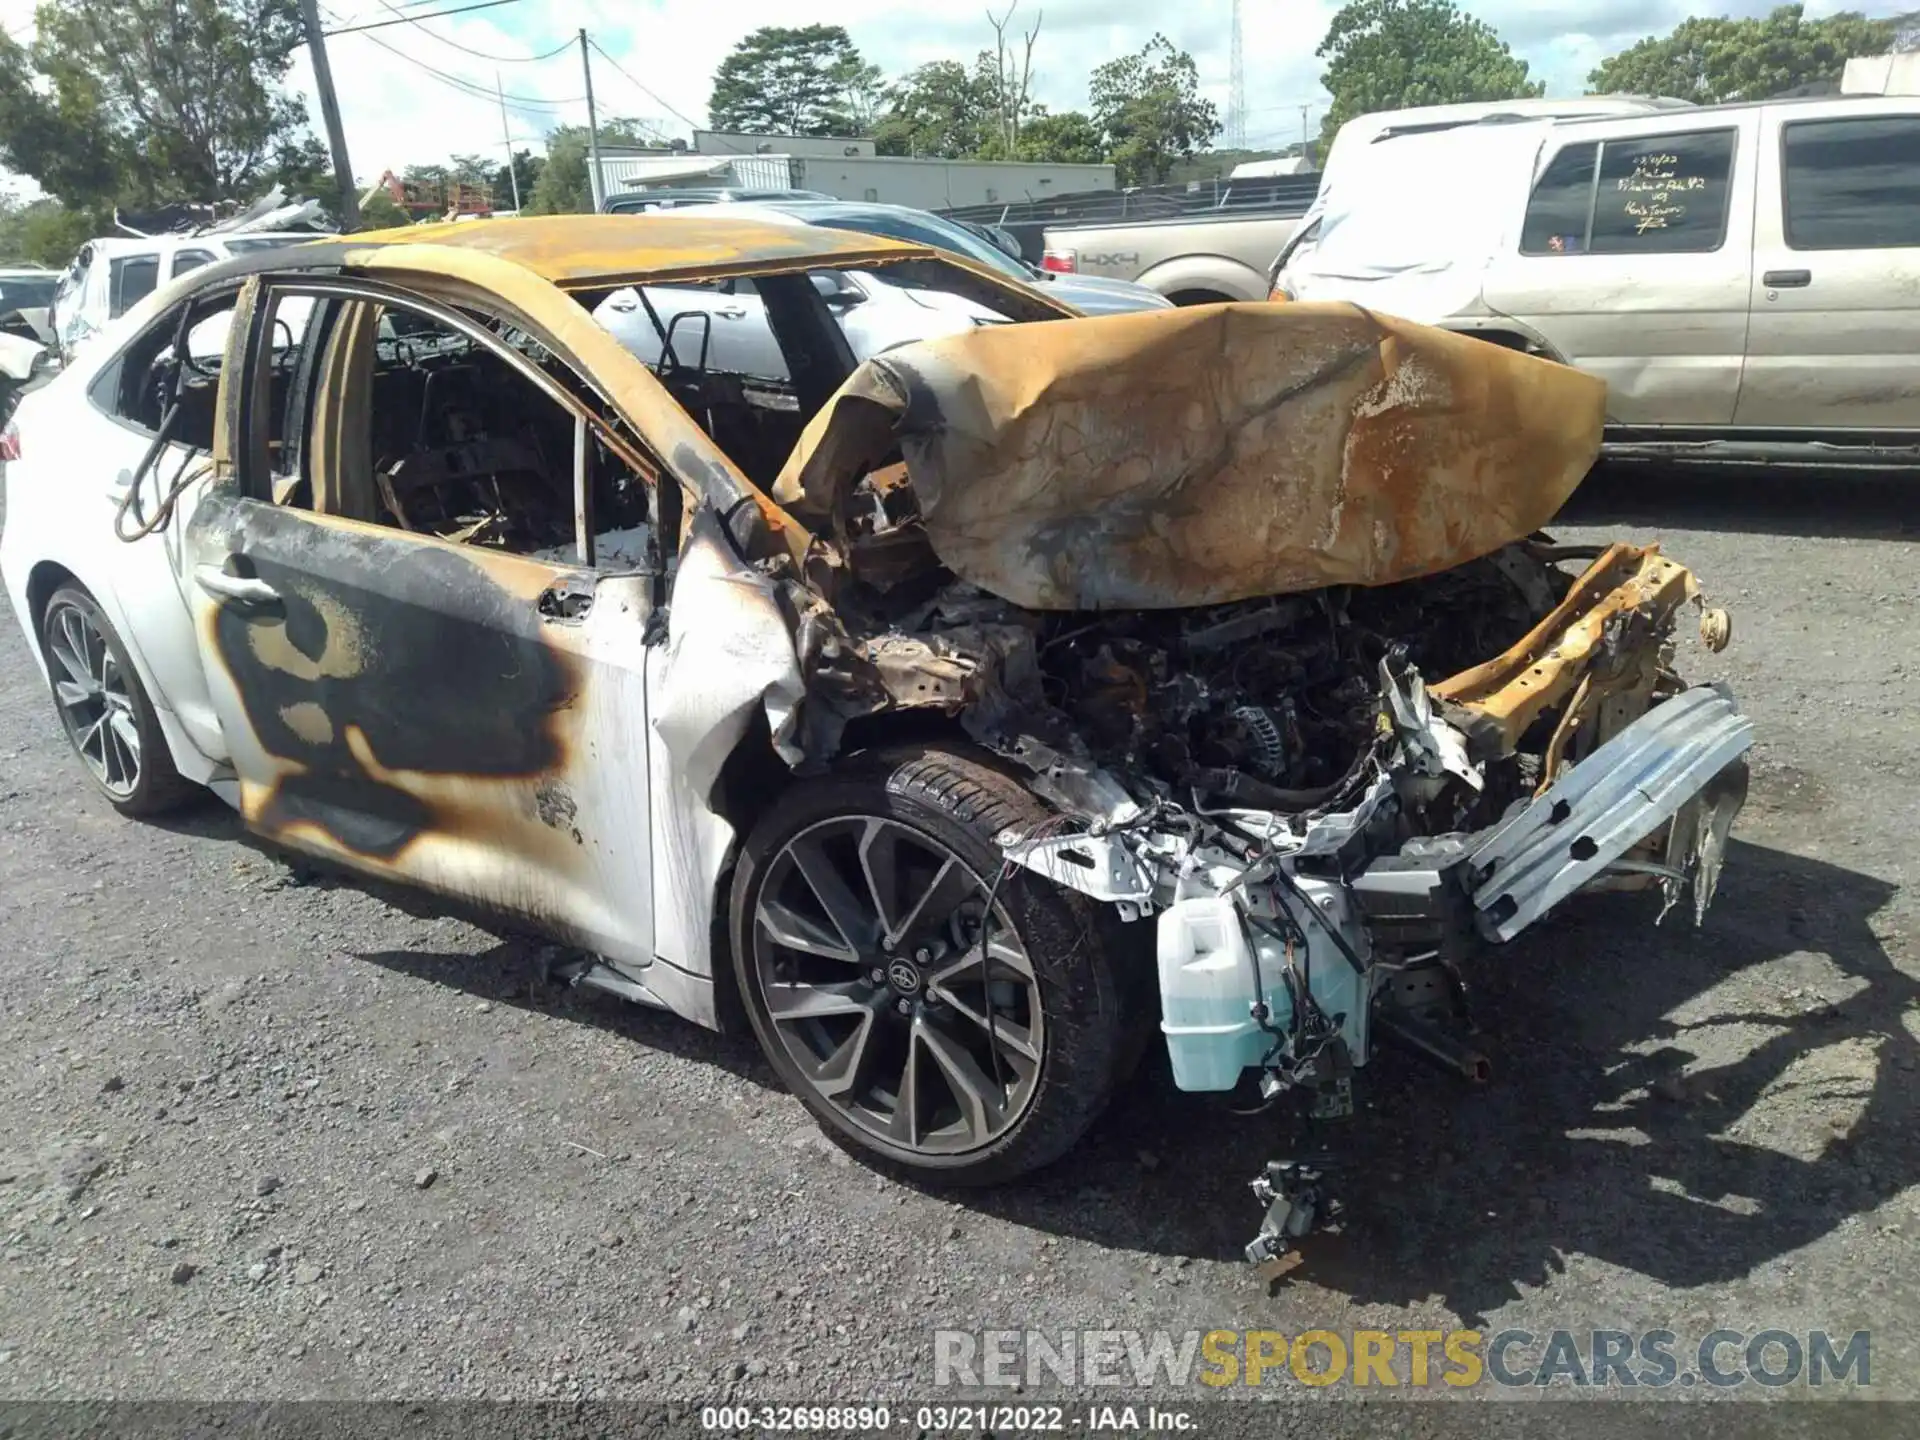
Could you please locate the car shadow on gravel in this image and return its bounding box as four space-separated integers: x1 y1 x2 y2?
351 933 783 1087
956 837 1914 1324
1561 464 1920 540
147 800 786 1087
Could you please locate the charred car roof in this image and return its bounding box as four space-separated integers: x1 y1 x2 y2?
142 215 1017 343
285 214 949 290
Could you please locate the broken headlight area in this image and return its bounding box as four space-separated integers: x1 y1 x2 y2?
815 532 1752 1277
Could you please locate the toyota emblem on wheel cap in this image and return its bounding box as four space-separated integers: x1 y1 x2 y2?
887 959 922 994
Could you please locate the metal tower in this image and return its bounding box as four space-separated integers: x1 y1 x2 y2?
1227 0 1247 149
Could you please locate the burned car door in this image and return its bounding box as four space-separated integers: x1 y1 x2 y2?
182 273 670 980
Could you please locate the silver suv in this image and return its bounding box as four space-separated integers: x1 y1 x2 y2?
1275 95 1920 465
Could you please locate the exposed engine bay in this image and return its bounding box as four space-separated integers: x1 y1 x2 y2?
817 528 1751 1276
1013 553 1554 818
720 304 1758 1277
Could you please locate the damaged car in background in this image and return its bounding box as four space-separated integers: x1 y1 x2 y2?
0 217 1753 1276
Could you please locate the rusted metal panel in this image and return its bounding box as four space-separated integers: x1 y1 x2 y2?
774 301 1608 611
340 214 934 290
1433 542 1702 756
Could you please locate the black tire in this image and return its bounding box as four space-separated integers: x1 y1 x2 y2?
729 744 1133 1186
39 583 195 818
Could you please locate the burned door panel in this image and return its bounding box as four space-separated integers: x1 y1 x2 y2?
186 271 663 968
188 494 662 962
199 502 581 856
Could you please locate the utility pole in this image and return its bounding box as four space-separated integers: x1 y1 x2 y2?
1226 0 1246 150
579 29 605 211
1300 104 1314 166
496 73 522 211
298 0 360 230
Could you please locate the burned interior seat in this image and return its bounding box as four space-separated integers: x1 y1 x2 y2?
301 299 572 553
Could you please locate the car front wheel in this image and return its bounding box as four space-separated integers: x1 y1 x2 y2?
40 584 193 817
729 745 1133 1186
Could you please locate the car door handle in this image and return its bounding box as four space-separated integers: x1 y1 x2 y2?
713 306 748 320
194 565 281 607
1762 269 1811 289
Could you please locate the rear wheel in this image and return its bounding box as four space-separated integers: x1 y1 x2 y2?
729 746 1131 1185
40 584 193 817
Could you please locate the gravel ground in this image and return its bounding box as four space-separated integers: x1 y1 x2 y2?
0 465 1914 1418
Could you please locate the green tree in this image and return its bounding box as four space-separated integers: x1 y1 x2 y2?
270 132 335 201
873 61 996 157
524 120 658 215
1089 35 1220 186
447 154 497 186
1010 110 1108 165
0 197 96 267
1316 0 1542 151
973 107 1106 164
492 148 544 209
841 61 888 136
708 25 879 136
357 190 410 231
981 2 1042 153
0 30 122 207
403 163 453 189
0 0 320 208
1588 4 1895 104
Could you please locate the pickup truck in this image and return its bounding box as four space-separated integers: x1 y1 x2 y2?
1274 93 1920 465
945 176 1317 305
1038 210 1305 304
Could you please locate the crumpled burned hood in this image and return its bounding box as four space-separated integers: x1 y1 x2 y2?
774 301 1606 610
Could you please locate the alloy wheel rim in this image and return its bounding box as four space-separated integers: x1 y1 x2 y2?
751 816 1045 1156
46 601 142 799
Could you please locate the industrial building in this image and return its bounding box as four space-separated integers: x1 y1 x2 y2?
594 133 1115 212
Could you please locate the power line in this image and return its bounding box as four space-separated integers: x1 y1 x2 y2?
321 27 586 128
367 0 572 63
323 0 524 37
322 5 584 108
585 36 702 136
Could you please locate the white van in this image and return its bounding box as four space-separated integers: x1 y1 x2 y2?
1272 94 1920 463
1268 96 1691 288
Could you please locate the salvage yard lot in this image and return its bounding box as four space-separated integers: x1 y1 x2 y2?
0 467 1915 1403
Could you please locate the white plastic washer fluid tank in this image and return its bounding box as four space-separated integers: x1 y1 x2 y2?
1156 895 1290 1092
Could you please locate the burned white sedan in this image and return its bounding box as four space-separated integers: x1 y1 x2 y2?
0 217 1751 1270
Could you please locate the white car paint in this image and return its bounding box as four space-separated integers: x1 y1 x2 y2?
1270 95 1689 291
1 294 230 786
591 267 1004 378
1 243 1024 1051
0 329 40 384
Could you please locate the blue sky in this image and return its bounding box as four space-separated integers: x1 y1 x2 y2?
2 0 1914 197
